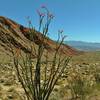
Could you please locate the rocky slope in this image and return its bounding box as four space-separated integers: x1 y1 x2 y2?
0 16 80 57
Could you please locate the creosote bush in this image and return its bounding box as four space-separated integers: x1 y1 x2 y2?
67 65 96 100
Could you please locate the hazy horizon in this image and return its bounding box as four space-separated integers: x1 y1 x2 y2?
66 40 100 43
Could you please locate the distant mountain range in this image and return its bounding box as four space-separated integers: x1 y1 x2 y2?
64 41 100 51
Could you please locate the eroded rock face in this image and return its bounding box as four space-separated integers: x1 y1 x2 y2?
0 16 80 57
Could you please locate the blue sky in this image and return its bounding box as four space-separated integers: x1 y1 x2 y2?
0 0 100 42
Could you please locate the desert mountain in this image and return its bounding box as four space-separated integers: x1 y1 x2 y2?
65 41 100 51
0 16 79 57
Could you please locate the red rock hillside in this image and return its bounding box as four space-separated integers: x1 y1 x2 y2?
0 16 81 57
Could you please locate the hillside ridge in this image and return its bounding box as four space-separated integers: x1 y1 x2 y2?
0 16 80 57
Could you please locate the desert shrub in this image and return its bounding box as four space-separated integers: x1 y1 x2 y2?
95 73 100 83
69 76 94 100
7 6 71 100
93 66 100 91
94 66 100 83
67 64 96 100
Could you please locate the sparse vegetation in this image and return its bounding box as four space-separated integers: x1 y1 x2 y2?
0 52 100 100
